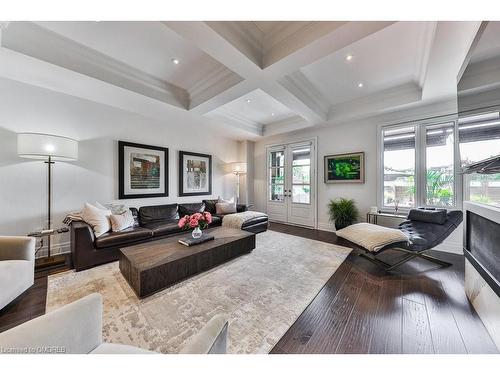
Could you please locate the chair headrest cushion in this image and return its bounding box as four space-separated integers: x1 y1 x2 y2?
407 208 447 224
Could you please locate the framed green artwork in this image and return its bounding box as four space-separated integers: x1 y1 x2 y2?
324 152 365 183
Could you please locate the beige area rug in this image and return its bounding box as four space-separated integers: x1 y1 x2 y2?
47 231 351 354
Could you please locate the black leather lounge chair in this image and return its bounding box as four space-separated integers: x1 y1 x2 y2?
360 208 463 271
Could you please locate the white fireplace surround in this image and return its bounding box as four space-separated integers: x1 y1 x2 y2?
463 201 500 351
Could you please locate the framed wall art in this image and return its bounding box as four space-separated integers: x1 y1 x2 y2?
118 141 169 199
324 152 365 183
179 151 212 196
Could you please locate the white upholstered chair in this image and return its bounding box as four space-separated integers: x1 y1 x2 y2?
0 236 35 310
0 293 228 354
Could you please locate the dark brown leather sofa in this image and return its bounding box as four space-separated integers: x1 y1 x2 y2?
71 201 268 271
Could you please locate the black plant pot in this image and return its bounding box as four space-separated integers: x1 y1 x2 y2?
334 220 351 230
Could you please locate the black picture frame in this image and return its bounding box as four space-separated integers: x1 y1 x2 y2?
118 141 169 199
178 151 212 196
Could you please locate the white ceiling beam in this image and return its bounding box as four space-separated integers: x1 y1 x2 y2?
259 81 327 124
422 21 482 102
0 48 263 138
163 21 262 79
165 21 396 128
263 21 395 78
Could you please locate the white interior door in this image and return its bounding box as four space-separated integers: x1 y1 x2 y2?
267 140 316 227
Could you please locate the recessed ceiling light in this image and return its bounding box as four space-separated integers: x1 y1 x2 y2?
246 99 252 103
171 58 180 65
271 112 275 116
357 82 364 88
345 54 354 62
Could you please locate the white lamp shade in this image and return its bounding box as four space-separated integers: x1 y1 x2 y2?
228 162 247 174
18 133 78 161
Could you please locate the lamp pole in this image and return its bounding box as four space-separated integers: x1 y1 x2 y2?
44 155 54 259
235 171 240 203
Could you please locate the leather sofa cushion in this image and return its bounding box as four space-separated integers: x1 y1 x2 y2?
178 203 206 217
95 227 153 249
139 204 179 225
203 200 218 215
209 216 222 226
241 216 269 228
141 220 184 237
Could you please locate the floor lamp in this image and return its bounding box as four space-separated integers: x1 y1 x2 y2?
228 162 247 203
17 133 78 267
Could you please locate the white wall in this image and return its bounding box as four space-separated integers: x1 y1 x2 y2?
0 78 239 256
254 99 463 254
254 120 378 231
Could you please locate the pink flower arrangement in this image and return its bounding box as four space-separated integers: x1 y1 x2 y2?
178 211 212 230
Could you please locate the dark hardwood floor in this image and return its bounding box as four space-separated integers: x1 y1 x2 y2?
0 263 70 333
1 223 497 354
268 222 498 354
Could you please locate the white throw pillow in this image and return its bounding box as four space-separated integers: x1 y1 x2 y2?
218 196 235 204
81 203 112 237
216 202 237 215
109 210 135 232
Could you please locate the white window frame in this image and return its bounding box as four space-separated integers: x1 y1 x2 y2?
458 106 500 206
377 115 462 213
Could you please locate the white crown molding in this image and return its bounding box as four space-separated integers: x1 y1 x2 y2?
279 71 330 120
188 65 243 109
262 115 309 137
328 82 422 123
206 107 263 136
416 21 437 87
3 22 190 109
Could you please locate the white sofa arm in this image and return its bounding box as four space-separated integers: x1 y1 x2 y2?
0 236 35 262
0 293 103 354
180 315 228 354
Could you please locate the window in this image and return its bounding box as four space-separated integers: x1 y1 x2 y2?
383 126 415 208
269 150 285 201
425 122 455 207
380 119 457 210
459 111 500 207
291 147 311 204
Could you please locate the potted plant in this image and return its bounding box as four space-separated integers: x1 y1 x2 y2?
178 211 212 238
328 198 359 230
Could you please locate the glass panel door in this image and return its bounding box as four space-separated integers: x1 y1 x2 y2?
291 147 311 204
269 149 285 201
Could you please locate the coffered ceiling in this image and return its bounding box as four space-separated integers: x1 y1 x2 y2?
0 20 483 139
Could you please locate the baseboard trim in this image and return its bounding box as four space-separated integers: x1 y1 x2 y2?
35 241 71 259
317 222 335 233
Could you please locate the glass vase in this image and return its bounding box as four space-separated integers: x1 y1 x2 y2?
192 226 202 239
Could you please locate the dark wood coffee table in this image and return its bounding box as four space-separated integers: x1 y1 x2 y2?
119 227 256 298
